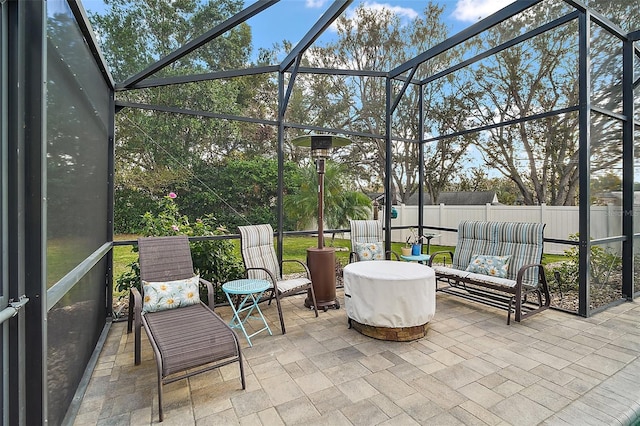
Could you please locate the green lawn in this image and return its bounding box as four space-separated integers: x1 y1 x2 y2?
113 234 139 281
111 235 356 279
111 234 565 291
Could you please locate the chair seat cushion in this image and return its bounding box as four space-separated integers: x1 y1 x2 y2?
144 304 239 376
276 277 311 293
465 272 517 289
432 265 470 279
433 265 519 289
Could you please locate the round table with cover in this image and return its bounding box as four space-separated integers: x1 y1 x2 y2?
343 260 436 341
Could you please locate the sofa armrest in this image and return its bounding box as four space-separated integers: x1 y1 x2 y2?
428 250 454 267
516 263 550 299
516 263 546 288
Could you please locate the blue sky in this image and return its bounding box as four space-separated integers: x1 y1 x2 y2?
83 0 517 60
242 0 517 57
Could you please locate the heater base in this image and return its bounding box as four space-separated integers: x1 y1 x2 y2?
304 247 339 311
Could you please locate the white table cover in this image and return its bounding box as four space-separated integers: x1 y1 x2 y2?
343 260 436 328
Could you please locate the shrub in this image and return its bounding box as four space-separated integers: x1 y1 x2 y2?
114 187 161 234
115 192 244 304
546 233 622 296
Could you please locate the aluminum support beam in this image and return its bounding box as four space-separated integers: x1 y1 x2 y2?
46 243 112 311
390 0 543 79
6 1 25 422
577 11 591 317
7 1 48 423
121 0 278 88
115 101 278 126
423 106 579 144
119 66 279 90
622 36 635 299
0 4 8 422
390 66 417 114
276 72 285 262
562 0 631 40
281 55 301 117
106 89 115 318
279 0 352 72
417 85 424 238
67 0 114 89
384 77 392 253
421 11 579 86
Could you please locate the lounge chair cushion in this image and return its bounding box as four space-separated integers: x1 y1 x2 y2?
142 274 200 313
465 254 511 278
354 241 385 261
143 304 240 376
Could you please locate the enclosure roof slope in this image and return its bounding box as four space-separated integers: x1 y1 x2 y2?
87 0 640 91
97 0 526 89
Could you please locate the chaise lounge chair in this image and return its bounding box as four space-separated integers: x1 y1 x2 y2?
127 235 245 422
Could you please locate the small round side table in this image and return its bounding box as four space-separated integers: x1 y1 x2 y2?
222 278 273 346
400 254 431 264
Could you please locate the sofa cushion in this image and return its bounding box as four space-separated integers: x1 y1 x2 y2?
432 265 471 279
464 272 516 288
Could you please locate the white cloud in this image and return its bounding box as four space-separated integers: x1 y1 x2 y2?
360 1 419 20
328 1 419 32
452 0 516 23
306 0 328 8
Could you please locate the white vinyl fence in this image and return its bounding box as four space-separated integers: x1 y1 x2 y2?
383 204 626 255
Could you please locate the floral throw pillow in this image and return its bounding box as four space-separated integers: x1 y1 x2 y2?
354 241 385 261
465 255 511 278
142 275 200 313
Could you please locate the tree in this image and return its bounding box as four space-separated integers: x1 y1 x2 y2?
591 172 622 194
292 2 470 204
462 1 640 205
284 162 372 239
175 157 305 232
91 0 250 82
89 0 294 235
450 168 521 205
89 0 256 202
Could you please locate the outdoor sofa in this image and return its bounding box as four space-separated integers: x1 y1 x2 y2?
428 220 551 324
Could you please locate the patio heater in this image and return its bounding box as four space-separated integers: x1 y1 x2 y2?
292 134 351 311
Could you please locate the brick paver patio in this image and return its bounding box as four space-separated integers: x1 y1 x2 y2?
72 289 640 425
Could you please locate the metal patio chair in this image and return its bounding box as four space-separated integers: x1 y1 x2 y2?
238 224 319 334
127 235 245 422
